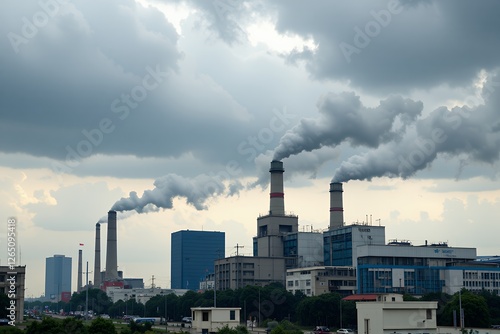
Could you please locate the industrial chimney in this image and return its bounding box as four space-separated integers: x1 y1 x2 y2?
77 249 83 292
93 223 101 288
105 210 119 281
329 182 344 229
269 160 285 215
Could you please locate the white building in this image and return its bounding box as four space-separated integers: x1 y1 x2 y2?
356 294 438 334
286 266 356 296
107 287 188 303
191 307 241 334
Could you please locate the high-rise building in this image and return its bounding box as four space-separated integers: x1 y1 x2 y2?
45 255 72 301
171 230 225 290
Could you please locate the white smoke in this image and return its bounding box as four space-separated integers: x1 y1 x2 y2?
110 173 242 213
273 92 423 161
272 71 500 183
333 72 500 182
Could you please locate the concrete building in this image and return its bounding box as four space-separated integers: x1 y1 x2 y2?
171 230 225 290
0 266 25 323
355 294 438 334
215 256 286 290
191 307 241 334
323 224 386 267
286 266 356 297
356 242 478 295
45 255 72 302
106 287 188 303
282 231 324 269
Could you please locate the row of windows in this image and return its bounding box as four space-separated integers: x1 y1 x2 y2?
463 272 500 280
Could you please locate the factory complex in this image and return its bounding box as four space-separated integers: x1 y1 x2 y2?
43 161 500 306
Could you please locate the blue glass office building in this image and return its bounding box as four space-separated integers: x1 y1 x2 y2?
171 230 225 290
45 255 72 301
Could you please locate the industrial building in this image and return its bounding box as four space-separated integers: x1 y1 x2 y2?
0 266 25 323
214 256 286 290
171 230 225 290
284 176 500 297
45 254 72 302
286 266 356 297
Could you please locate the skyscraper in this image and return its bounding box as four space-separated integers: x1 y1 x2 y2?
45 255 72 301
171 230 225 290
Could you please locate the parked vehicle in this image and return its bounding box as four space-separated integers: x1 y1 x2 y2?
182 316 192 323
313 326 330 334
336 329 355 334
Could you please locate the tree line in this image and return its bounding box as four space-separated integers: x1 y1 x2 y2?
19 285 500 329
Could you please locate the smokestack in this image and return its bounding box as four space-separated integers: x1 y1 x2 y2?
269 160 285 215
77 249 82 292
93 223 101 288
329 182 344 229
105 210 119 281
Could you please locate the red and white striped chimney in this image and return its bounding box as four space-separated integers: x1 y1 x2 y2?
269 160 285 215
93 222 101 287
329 182 344 229
105 210 118 281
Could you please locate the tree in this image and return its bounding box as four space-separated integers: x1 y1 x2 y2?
441 290 490 328
88 317 117 334
25 317 84 334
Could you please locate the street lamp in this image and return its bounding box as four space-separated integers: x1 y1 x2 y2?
339 298 343 329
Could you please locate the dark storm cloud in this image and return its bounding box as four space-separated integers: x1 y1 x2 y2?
0 0 262 173
273 0 500 92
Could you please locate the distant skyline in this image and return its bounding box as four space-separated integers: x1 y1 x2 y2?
1 0 500 297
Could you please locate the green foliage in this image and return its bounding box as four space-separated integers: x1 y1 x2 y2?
25 316 88 334
216 325 250 334
270 320 303 334
127 320 153 333
88 317 117 334
440 289 490 328
0 326 24 334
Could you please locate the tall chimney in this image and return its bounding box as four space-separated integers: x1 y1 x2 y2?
269 160 285 215
329 182 344 229
77 249 83 292
105 210 118 281
93 223 101 288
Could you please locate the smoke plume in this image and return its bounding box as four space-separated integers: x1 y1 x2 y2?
111 173 241 213
273 92 423 161
332 73 500 182
273 71 500 183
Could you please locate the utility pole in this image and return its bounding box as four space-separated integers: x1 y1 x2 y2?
85 261 89 320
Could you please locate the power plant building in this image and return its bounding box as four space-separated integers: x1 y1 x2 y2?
171 230 225 290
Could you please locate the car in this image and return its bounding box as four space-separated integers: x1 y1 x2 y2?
182 316 192 323
313 326 330 334
336 329 354 334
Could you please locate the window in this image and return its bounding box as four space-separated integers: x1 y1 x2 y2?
230 310 235 320
426 309 432 320
287 281 293 287
295 280 299 286
202 312 209 321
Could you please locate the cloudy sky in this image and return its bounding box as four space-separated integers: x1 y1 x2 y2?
1 0 500 297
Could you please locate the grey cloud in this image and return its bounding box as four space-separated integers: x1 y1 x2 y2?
270 0 500 93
